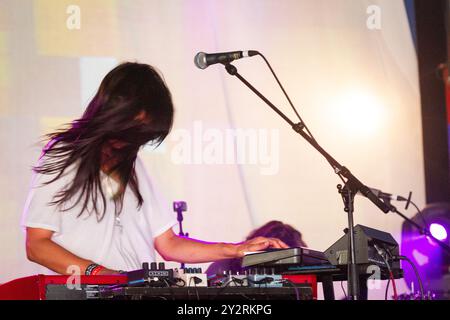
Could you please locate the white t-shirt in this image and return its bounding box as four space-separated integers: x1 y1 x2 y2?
21 156 177 273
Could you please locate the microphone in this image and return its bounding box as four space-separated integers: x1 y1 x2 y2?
194 50 259 69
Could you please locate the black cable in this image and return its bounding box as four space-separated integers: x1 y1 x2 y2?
193 278 200 301
186 276 202 301
397 194 429 227
256 52 317 144
173 277 186 287
385 277 391 300
256 52 347 186
340 281 347 300
394 255 425 300
280 279 300 301
246 276 274 285
162 278 176 301
409 200 429 228
374 244 397 300
230 276 246 286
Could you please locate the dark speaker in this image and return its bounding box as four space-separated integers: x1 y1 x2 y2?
324 225 400 270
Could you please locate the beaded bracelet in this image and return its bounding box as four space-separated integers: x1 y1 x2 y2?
85 263 102 275
90 265 105 275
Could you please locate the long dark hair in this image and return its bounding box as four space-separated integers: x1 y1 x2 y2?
246 220 307 247
34 62 174 220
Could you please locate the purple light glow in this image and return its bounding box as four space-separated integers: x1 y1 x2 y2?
429 223 448 241
412 249 429 266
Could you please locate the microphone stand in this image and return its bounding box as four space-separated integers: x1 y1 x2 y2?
173 201 189 269
222 63 392 300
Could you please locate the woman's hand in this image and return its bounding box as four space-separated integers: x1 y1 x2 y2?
233 236 289 258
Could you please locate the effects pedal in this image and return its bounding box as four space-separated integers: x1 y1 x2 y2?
127 262 174 286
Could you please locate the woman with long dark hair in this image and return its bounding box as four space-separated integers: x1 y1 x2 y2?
22 62 287 275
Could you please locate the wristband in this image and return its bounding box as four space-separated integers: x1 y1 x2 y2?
85 263 101 275
90 265 105 276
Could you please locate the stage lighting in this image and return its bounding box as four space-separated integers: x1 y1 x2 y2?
429 223 448 241
401 202 450 299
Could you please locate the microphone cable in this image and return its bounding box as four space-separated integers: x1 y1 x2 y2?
396 192 429 227
374 244 398 300
393 255 425 300
255 52 347 184
255 52 317 144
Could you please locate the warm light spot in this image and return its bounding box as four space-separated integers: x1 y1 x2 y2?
330 90 385 136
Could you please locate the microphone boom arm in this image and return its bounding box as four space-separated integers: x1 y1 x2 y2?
222 62 392 300
223 63 390 214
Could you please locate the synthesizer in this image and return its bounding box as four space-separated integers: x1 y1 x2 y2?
0 275 127 300
0 274 313 300
242 247 330 268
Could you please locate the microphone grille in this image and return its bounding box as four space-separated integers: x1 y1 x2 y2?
194 52 208 69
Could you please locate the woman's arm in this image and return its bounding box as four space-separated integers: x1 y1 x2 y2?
154 228 288 263
25 227 118 275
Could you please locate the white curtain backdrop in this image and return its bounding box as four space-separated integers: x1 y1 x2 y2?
0 0 424 299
